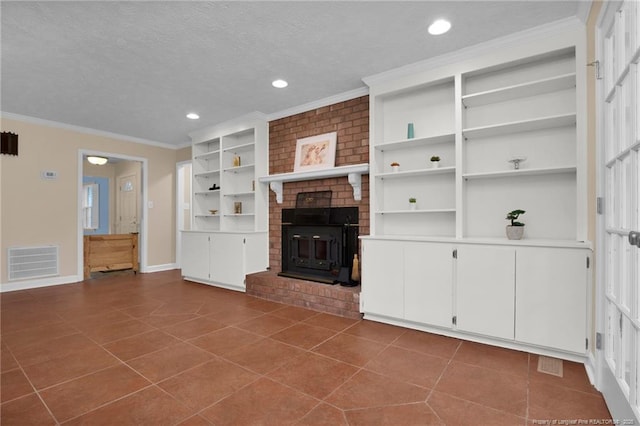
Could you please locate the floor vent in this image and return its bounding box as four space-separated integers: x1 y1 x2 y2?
537 355 564 377
8 246 59 281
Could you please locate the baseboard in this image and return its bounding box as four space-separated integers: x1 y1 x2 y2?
585 351 598 388
0 275 81 292
143 263 178 273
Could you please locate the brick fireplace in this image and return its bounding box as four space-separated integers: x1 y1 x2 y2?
245 95 369 319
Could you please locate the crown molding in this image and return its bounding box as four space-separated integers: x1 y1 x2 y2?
576 1 593 23
266 87 369 122
363 16 585 87
0 111 178 150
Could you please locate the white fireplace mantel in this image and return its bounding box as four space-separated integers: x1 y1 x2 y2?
258 163 369 204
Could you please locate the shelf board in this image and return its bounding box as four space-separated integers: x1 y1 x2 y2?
376 208 456 214
462 113 576 140
377 166 456 179
463 166 576 180
375 133 455 152
223 164 254 173
224 213 255 217
223 191 254 197
193 170 220 179
605 140 640 167
194 214 220 218
194 150 220 160
462 73 576 107
222 142 255 153
194 190 220 195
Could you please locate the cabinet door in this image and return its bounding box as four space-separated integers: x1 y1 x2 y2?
515 248 587 353
210 234 245 288
404 242 453 328
361 240 404 319
456 245 515 339
181 232 210 281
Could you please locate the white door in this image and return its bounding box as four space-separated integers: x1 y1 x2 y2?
361 239 404 319
597 2 640 421
456 245 515 340
404 242 453 328
117 174 138 234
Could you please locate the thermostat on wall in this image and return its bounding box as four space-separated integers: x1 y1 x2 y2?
41 171 58 180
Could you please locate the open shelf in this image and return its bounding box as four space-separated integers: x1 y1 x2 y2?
376 208 456 215
462 73 576 107
194 190 220 196
377 166 455 180
224 213 255 217
375 133 455 152
462 113 576 140
223 164 255 173
194 150 220 160
463 166 576 180
222 142 255 153
223 191 255 197
194 170 220 179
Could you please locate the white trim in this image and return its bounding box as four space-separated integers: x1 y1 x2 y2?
77 150 149 277
145 263 178 273
175 160 192 269
585 351 598 387
1 275 81 292
1 111 178 150
266 87 369 122
576 1 593 23
363 17 584 87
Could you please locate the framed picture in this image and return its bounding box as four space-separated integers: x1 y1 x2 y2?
293 132 337 172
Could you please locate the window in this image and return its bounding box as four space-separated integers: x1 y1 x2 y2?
83 183 99 230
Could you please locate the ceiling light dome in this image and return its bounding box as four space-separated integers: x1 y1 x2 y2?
87 156 108 166
428 19 451 36
186 113 200 120
272 79 288 88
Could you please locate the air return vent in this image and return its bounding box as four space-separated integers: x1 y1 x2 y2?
8 246 59 281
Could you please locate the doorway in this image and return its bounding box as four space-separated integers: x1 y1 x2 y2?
77 150 148 277
596 1 640 422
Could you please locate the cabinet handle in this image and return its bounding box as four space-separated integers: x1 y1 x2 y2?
629 231 640 248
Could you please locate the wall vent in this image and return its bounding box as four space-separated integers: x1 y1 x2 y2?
8 246 59 281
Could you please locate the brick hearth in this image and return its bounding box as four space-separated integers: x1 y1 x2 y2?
245 271 362 320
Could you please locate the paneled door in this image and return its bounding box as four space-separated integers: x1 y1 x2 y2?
597 1 640 421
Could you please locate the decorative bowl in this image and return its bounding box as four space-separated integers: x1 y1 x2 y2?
209 209 218 215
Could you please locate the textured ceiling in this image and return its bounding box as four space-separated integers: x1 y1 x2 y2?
1 1 583 147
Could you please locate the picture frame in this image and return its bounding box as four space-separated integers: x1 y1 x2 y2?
293 132 337 172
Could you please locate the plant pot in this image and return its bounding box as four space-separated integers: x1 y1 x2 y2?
506 225 524 240
431 161 440 168
409 203 417 210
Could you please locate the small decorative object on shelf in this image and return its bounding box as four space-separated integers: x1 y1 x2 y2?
430 155 441 168
209 209 218 215
209 183 220 191
508 157 527 170
391 162 400 172
234 202 243 214
233 155 241 167
252 180 255 191
505 209 526 240
409 197 417 210
407 123 415 139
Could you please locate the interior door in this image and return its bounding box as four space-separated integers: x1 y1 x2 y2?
117 174 138 234
597 1 640 421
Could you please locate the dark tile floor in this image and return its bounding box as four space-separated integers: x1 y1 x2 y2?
1 270 611 425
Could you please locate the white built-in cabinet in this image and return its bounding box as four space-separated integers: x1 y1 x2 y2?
181 113 269 291
361 24 592 359
361 239 591 357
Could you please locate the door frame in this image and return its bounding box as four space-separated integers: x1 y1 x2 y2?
77 150 149 276
595 1 639 421
175 160 192 268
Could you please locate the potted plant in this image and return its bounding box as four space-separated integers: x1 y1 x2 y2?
506 209 526 240
430 155 441 168
409 197 417 210
391 162 400 172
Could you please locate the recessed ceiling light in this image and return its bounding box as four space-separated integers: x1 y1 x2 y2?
186 113 200 120
428 19 451 36
272 79 288 88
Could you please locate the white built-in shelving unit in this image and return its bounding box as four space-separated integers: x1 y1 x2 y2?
361 23 592 360
182 113 269 291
